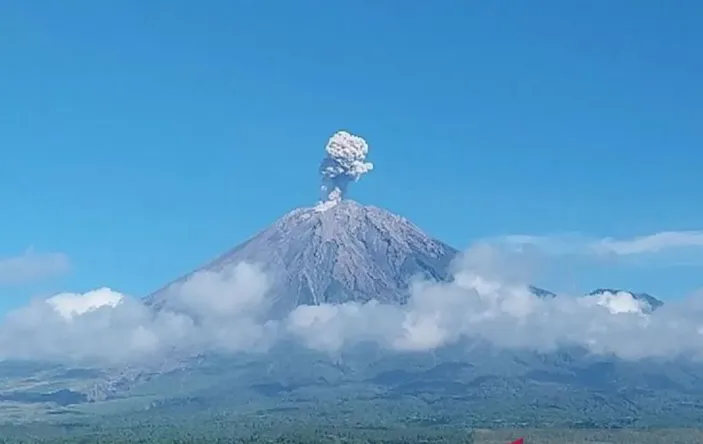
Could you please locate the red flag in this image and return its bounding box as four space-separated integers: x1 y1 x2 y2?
509 438 524 444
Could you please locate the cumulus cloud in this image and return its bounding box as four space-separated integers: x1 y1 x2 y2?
0 292 188 365
47 288 124 319
166 263 271 320
317 130 373 209
282 241 703 359
284 264 703 361
0 249 70 284
286 300 402 352
581 290 652 314
0 263 277 366
2 244 703 366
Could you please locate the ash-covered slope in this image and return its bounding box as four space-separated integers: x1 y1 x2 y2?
146 200 458 316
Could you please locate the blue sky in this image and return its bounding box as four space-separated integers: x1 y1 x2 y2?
1 1 701 311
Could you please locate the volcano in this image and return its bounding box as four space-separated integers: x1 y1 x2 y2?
145 129 661 315
146 200 458 316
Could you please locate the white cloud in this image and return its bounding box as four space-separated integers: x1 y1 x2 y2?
167 263 271 320
596 231 703 255
0 263 277 365
492 230 703 262
580 290 650 315
47 288 124 319
286 300 402 352
283 266 703 360
0 249 70 284
281 243 703 360
0 293 181 365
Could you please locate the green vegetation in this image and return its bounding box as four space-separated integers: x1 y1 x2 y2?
0 419 702 444
1 401 703 443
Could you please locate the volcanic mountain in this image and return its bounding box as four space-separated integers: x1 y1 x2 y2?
146 200 458 316
146 128 664 315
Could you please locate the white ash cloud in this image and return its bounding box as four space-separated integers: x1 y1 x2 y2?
318 130 373 208
2 245 703 366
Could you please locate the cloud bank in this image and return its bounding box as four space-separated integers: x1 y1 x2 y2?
2 243 703 367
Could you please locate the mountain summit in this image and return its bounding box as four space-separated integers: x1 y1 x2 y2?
146 200 457 316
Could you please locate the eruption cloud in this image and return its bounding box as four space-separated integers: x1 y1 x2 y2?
318 130 373 209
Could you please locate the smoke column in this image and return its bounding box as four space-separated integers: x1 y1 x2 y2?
318 130 373 208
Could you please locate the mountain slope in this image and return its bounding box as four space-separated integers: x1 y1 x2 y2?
146 200 458 316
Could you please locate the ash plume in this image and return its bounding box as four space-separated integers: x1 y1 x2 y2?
318 130 373 208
